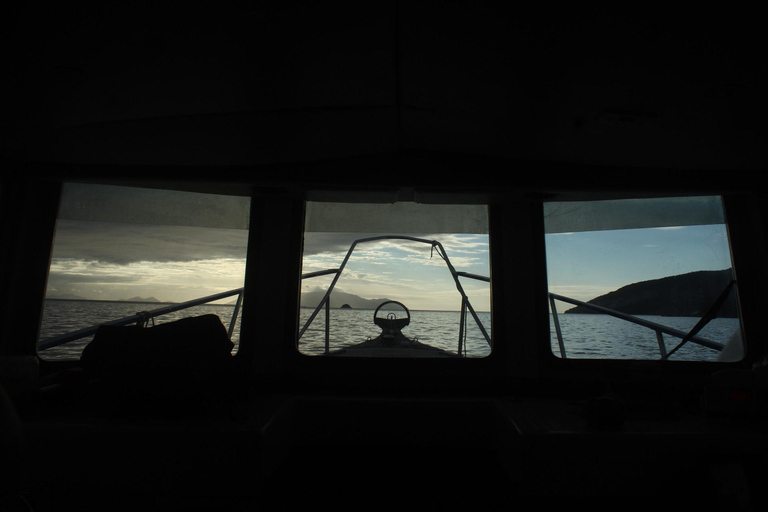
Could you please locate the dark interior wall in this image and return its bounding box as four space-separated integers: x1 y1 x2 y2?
0 172 60 398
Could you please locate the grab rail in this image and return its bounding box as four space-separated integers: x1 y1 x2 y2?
298 236 491 355
548 292 725 359
38 288 244 351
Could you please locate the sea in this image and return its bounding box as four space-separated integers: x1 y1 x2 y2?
37 300 739 362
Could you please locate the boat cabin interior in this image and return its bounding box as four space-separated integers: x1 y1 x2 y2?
2 3 767 510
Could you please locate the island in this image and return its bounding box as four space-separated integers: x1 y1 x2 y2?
301 288 394 310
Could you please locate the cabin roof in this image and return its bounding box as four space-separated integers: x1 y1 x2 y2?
1 3 766 196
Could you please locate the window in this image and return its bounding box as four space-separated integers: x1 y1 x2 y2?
298 200 491 358
38 183 250 360
544 196 743 361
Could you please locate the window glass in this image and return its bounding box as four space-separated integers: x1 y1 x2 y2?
38 183 250 360
544 196 743 361
299 201 491 358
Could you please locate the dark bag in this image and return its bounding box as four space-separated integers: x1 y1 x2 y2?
80 314 236 417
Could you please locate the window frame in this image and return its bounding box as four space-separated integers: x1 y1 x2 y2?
35 181 251 362
255 192 511 392
535 192 762 382
542 195 742 363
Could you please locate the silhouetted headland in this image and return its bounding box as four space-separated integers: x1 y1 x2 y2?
565 269 738 317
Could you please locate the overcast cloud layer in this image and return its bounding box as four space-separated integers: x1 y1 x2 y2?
45 220 491 309
52 220 250 265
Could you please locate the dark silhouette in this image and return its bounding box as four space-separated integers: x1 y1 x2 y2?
79 315 238 418
566 269 739 317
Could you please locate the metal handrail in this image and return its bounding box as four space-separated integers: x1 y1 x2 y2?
38 288 244 351
298 236 492 355
548 292 726 359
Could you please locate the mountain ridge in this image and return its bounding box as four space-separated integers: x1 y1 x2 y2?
564 269 738 318
300 288 395 310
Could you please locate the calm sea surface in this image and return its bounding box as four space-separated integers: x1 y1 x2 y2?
38 300 737 362
296 308 493 357
37 300 492 360
549 313 740 362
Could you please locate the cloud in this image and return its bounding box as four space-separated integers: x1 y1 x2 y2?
300 233 491 311
51 220 249 265
46 256 247 302
46 220 489 308
45 220 248 301
303 232 487 259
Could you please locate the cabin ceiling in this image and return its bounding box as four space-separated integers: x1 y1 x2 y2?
1 3 766 193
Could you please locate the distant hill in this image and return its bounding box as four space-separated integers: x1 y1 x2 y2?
565 269 738 318
300 289 395 310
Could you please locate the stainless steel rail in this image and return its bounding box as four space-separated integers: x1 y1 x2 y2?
298 236 492 355
38 288 244 351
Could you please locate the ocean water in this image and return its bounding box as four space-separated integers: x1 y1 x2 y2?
550 313 740 362
297 308 493 357
37 300 737 362
37 300 492 360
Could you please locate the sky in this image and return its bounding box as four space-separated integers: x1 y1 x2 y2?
44 187 734 313
45 220 250 303
300 233 491 311
44 219 733 313
44 220 491 311
545 224 734 305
